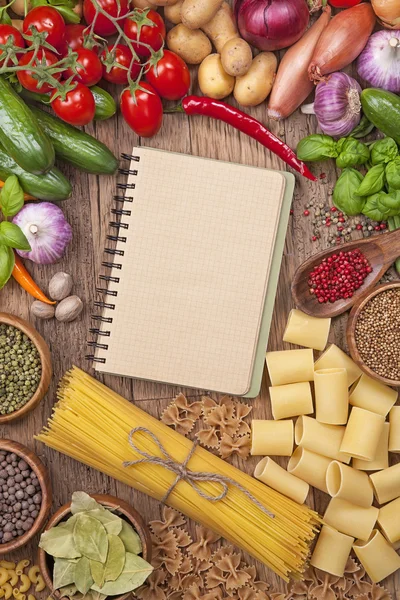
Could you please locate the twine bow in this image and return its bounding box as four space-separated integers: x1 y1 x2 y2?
123 427 274 519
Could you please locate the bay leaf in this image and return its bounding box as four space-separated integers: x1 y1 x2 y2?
91 553 153 595
53 558 77 590
71 492 103 515
86 509 122 536
87 591 107 600
118 520 142 554
59 583 77 599
74 514 108 562
40 521 81 559
75 557 94 595
90 560 105 589
104 534 125 582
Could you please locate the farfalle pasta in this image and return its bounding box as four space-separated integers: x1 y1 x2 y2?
219 434 251 460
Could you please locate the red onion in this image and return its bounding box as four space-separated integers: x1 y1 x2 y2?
235 0 310 52
302 72 362 137
357 30 400 93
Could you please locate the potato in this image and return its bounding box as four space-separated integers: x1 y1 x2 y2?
11 0 31 16
73 0 83 17
221 38 252 77
167 24 211 64
200 2 238 53
11 18 23 31
234 52 277 107
164 0 183 23
132 0 158 7
198 53 235 100
181 0 223 30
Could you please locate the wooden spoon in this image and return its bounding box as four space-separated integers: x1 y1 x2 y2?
291 228 400 318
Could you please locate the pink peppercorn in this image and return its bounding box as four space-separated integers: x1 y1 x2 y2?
304 210 310 216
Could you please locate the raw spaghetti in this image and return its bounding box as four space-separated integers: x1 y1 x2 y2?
35 367 320 581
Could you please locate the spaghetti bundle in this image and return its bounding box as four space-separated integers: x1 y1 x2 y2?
36 367 320 581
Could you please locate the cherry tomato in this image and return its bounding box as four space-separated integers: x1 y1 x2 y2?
17 49 61 94
0 24 24 66
64 47 102 86
83 0 129 36
100 43 141 85
146 50 190 101
23 6 66 52
123 9 165 59
120 82 162 137
51 82 95 125
329 0 361 5
64 23 87 51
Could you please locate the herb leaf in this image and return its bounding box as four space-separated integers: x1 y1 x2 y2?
74 515 108 563
386 157 400 190
371 137 398 165
71 492 103 515
53 558 77 590
91 553 153 595
0 175 24 218
87 509 122 536
119 520 142 555
90 560 105 589
333 168 365 216
0 245 14 289
104 534 126 582
296 134 338 162
0 222 30 250
356 164 386 197
39 520 81 559
75 556 93 595
336 138 370 169
362 193 389 221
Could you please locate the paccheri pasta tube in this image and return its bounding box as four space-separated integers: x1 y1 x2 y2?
349 373 398 417
314 344 362 386
314 368 348 425
353 530 400 583
310 525 354 577
389 406 400 453
250 420 293 456
254 457 309 505
295 416 350 464
265 349 314 386
353 423 389 471
269 382 313 420
377 497 400 544
326 461 373 508
324 498 378 541
287 447 331 493
340 407 385 461
370 462 400 505
282 309 331 351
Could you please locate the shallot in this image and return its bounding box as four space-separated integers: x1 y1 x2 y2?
357 30 400 93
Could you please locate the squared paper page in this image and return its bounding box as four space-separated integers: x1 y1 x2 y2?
95 147 285 395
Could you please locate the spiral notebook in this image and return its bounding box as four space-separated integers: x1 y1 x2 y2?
89 147 294 397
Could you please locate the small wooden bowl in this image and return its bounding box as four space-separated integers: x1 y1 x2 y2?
38 494 152 600
347 282 400 387
0 439 52 554
0 312 52 423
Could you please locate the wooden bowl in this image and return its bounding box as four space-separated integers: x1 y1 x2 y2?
38 494 152 600
347 282 400 387
0 439 52 554
0 312 52 423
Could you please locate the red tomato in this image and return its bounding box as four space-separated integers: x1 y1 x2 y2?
0 25 24 65
17 49 61 94
23 6 66 52
146 50 190 100
83 0 129 36
51 82 95 125
64 24 87 51
123 9 166 59
329 0 361 5
120 82 162 137
101 43 141 85
64 47 102 86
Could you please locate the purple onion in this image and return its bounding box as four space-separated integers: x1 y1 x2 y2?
357 30 400 93
13 202 72 265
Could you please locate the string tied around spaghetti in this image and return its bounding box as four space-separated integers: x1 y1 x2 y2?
123 427 274 519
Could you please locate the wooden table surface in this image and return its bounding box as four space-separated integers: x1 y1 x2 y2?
0 57 399 598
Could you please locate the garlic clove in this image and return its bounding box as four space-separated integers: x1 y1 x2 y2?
31 301 56 320
49 272 73 301
55 296 83 323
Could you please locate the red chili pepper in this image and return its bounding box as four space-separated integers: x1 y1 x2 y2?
173 96 317 182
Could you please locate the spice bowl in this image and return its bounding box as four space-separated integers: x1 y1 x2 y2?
38 493 152 600
347 282 400 387
0 312 52 423
0 439 52 554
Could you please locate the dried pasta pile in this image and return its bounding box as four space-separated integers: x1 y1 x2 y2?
36 367 320 582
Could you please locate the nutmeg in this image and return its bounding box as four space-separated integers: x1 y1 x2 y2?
49 272 73 301
55 296 83 323
30 301 55 320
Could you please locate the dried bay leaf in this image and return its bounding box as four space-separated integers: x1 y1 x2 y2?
91 553 153 595
90 560 105 589
53 558 77 590
87 509 122 536
119 520 142 554
40 521 81 559
74 514 108 563
75 557 94 595
58 583 78 599
71 492 102 515
104 534 126 582
84 592 107 600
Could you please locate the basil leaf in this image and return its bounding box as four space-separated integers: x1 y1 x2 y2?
296 134 338 162
0 222 31 250
333 168 365 216
75 556 93 595
349 115 375 139
356 164 386 197
73 514 108 563
377 190 400 218
336 138 370 169
119 520 142 554
362 193 390 221
53 558 76 590
0 175 24 217
386 158 400 190
39 520 81 559
91 552 153 595
371 137 398 165
0 245 14 289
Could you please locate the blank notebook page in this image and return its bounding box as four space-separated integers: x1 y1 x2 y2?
95 147 286 395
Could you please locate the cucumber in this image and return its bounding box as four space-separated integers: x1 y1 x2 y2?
29 106 119 175
0 146 72 201
361 89 400 145
90 86 117 121
0 77 55 175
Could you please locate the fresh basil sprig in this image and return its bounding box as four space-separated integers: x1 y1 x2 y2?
356 164 386 197
333 168 365 216
336 138 370 169
370 137 398 165
296 134 339 162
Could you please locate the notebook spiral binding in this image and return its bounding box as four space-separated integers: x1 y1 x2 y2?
86 154 139 363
